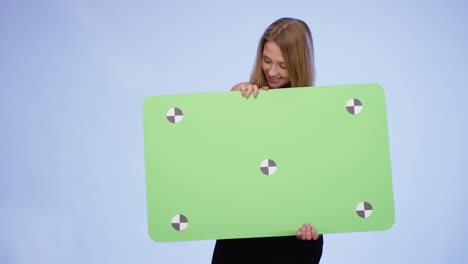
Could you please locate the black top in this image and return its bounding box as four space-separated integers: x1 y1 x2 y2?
211 235 323 264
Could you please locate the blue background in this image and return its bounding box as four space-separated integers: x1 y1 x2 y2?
1 0 467 263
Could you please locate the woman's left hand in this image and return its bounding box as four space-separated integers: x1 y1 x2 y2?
236 83 269 99
296 223 320 240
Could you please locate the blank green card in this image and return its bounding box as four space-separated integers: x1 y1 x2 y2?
143 83 395 242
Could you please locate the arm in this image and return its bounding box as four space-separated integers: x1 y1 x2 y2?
230 82 249 91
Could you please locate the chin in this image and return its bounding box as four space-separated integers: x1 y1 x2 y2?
269 83 283 89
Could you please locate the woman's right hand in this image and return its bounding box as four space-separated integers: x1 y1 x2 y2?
231 82 269 99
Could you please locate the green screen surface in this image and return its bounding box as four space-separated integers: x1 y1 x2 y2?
143 83 395 242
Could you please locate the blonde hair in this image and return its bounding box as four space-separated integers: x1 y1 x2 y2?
250 17 315 88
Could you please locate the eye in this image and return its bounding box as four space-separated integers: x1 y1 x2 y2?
263 57 271 64
280 64 286 69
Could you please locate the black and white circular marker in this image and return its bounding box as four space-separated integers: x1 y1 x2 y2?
356 202 373 218
166 107 183 124
260 159 277 175
171 214 189 231
346 99 363 115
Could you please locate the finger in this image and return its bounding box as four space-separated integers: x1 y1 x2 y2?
306 225 312 240
301 226 307 240
253 84 259 98
260 86 269 90
245 84 253 99
311 226 319 240
297 224 306 239
249 84 256 98
296 230 302 239
240 84 247 97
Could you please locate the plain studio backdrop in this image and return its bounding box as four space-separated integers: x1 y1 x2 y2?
1 0 467 263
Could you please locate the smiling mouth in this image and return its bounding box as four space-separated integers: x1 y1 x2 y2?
268 77 281 83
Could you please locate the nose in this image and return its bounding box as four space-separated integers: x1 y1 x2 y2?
268 64 279 76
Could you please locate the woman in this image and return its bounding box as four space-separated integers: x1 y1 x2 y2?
211 17 323 264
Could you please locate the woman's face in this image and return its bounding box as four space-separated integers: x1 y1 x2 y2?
262 40 290 88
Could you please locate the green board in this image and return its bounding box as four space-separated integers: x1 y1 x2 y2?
143 83 395 242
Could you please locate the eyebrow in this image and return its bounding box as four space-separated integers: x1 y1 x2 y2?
262 54 285 64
